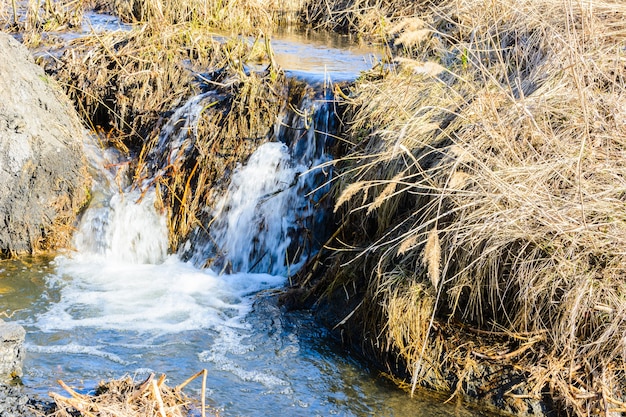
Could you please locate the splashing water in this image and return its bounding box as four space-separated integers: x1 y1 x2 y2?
190 89 335 275
72 190 169 265
24 85 333 382
209 142 306 275
39 82 336 339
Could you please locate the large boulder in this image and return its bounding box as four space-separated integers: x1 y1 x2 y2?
0 32 90 257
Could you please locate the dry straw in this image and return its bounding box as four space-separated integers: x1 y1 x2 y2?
0 0 85 35
95 0 306 32
302 0 422 39
48 21 288 252
324 0 626 414
50 371 213 417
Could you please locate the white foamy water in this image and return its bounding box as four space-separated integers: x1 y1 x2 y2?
37 187 284 336
197 94 335 276
72 190 169 264
9 94 479 417
210 142 307 275
41 254 283 335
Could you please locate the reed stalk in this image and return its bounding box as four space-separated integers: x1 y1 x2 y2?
305 0 626 414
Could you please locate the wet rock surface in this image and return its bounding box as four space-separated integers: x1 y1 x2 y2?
0 320 25 383
0 385 53 417
0 32 89 257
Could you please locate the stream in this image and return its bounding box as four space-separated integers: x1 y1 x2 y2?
1 13 491 417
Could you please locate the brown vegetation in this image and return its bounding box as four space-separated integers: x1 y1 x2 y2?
44 24 214 151
302 0 422 38
300 0 626 415
94 0 305 32
0 0 85 33
50 371 215 417
45 21 291 251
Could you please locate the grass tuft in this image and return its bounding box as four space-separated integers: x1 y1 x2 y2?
50 371 216 417
308 0 626 413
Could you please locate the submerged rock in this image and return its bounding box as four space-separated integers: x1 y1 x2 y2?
0 32 89 257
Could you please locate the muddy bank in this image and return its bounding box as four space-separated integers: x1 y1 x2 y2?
0 32 89 258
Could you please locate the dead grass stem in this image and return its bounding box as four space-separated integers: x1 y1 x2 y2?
323 0 626 414
50 371 215 417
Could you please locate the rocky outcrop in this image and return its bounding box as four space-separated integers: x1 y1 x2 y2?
0 320 25 383
0 32 90 257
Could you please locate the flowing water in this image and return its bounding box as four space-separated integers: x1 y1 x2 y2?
0 14 492 417
0 177 488 415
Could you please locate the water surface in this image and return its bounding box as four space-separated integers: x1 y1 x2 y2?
0 255 491 417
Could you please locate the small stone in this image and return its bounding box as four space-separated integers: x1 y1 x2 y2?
0 320 25 382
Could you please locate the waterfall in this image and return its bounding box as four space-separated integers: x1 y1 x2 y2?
67 140 169 265
185 86 336 275
72 189 169 264
40 80 337 335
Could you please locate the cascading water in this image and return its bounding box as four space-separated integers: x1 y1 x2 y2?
71 189 169 265
0 22 487 416
194 91 334 275
18 78 345 412
208 141 304 274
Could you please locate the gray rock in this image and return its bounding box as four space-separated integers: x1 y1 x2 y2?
0 320 25 382
0 32 90 257
0 384 50 417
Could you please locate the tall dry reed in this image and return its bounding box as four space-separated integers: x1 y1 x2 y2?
322 0 626 414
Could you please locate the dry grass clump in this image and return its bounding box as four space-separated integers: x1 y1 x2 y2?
0 0 7 24
46 23 228 151
301 0 424 39
93 0 305 32
50 371 215 417
0 0 85 33
322 0 626 414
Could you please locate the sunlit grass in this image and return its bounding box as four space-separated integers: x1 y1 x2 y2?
325 0 626 414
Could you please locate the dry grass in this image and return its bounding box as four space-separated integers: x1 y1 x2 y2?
93 0 306 32
1 0 307 39
50 371 215 417
301 0 424 39
0 0 86 33
320 0 626 414
45 23 221 151
0 0 6 23
45 21 289 252
136 53 289 253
